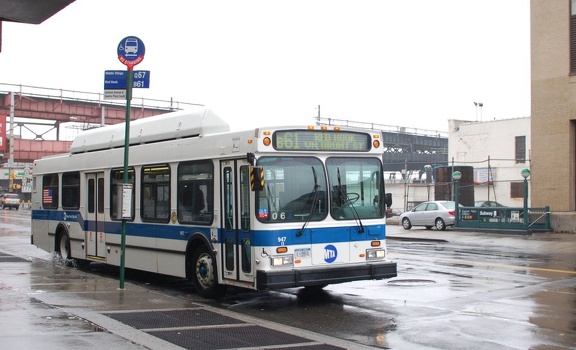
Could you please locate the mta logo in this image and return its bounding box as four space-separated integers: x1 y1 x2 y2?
324 244 337 263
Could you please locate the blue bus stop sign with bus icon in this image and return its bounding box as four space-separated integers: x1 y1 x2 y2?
117 36 145 69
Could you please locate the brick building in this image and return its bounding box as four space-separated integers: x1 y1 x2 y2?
530 1 576 230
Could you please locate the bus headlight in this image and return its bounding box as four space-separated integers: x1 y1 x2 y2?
366 248 386 260
271 255 294 267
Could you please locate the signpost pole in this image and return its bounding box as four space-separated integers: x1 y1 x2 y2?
116 35 145 290
119 69 133 290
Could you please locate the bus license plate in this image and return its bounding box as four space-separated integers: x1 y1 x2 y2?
294 248 311 258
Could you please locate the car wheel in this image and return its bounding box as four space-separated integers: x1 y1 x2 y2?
401 217 412 230
435 218 446 231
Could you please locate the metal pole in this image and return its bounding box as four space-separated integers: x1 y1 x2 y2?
523 177 529 231
119 70 133 289
403 160 408 212
454 180 459 228
9 92 15 192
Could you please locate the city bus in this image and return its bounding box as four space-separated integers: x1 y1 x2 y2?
31 106 397 298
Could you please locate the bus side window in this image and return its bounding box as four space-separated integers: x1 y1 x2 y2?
177 160 214 225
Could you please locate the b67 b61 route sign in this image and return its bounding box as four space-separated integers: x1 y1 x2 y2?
117 36 145 69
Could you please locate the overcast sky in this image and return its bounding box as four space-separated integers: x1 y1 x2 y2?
0 0 530 134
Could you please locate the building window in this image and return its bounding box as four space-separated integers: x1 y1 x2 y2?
515 136 526 163
572 0 576 73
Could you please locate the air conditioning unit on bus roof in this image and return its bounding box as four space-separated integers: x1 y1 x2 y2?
70 107 230 154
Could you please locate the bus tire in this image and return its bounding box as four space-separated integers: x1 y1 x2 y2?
56 231 90 267
191 245 225 298
57 232 72 261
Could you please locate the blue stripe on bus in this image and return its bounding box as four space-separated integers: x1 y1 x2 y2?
32 210 386 245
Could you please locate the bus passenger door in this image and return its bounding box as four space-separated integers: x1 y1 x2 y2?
86 173 106 260
220 160 254 284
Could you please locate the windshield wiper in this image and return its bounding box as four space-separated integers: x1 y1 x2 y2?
297 167 321 237
336 167 364 233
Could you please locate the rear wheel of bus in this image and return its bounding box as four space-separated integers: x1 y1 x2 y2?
190 245 226 298
57 231 72 261
56 229 90 267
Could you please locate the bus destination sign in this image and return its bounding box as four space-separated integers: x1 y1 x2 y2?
273 130 371 152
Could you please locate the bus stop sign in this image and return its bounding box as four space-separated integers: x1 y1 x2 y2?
117 36 145 69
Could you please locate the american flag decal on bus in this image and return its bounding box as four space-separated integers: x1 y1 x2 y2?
43 189 52 204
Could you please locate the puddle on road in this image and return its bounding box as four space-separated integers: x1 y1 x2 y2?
387 279 436 286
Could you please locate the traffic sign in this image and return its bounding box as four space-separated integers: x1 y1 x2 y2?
117 36 145 68
104 70 150 89
104 90 126 100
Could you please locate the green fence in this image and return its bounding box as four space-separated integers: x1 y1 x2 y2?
455 206 551 232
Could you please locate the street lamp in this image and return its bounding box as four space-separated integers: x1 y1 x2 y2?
452 171 462 227
474 102 484 122
521 168 531 230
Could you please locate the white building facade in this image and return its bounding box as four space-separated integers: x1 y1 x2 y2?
448 118 531 207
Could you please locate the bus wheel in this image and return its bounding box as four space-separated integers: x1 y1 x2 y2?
191 245 225 298
58 233 71 259
57 232 72 263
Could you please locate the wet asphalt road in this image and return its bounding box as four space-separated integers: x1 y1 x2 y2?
0 209 575 349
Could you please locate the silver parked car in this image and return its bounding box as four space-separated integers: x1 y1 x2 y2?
474 200 505 207
399 200 455 231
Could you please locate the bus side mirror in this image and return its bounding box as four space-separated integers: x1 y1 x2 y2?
250 166 265 191
385 193 393 208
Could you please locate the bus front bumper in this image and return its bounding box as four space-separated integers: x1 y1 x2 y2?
256 261 397 290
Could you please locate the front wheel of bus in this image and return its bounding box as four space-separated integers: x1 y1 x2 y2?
191 245 225 298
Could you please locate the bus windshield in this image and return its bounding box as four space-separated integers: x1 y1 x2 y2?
255 156 385 223
326 157 384 220
256 156 328 222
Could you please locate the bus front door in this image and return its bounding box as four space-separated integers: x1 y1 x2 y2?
86 173 106 260
220 160 253 285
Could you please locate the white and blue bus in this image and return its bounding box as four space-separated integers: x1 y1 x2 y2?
31 107 397 297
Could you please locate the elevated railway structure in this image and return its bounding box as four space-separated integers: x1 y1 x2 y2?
0 84 201 162
317 117 448 175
